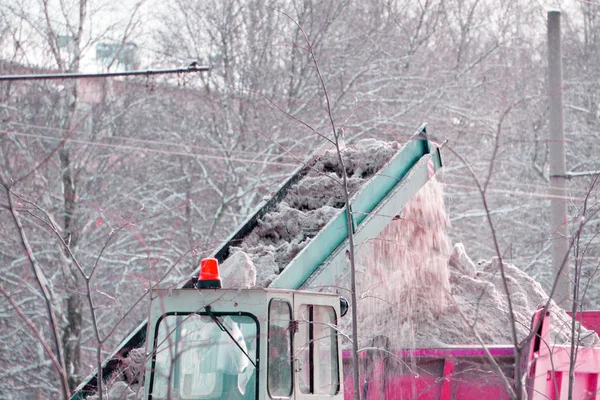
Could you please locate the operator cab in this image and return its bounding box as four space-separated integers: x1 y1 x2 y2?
144 258 344 399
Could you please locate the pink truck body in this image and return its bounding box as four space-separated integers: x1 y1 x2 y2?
343 310 600 399
525 310 600 400
343 347 514 399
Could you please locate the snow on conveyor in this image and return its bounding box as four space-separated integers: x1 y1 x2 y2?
220 139 401 288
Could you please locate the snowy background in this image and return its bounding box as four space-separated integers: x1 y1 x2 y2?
0 0 599 397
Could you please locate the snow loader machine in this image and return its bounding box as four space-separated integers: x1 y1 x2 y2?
72 124 443 399
73 125 600 400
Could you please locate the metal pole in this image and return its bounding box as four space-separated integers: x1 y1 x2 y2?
547 10 571 307
0 65 209 81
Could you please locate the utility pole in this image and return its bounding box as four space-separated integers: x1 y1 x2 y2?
547 10 571 307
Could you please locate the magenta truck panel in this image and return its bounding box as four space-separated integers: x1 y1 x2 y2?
342 346 515 399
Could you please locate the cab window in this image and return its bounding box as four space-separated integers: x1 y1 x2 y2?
150 313 258 399
268 299 293 398
296 305 339 395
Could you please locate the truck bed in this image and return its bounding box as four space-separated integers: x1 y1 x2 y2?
342 347 514 400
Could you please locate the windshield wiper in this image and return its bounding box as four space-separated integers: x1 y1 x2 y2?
204 305 257 369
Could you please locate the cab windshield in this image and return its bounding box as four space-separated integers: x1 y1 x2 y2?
150 313 258 400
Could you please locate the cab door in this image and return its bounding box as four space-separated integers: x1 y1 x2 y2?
292 292 343 400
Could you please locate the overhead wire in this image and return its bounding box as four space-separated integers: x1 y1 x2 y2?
5 120 303 161
4 130 598 210
3 126 598 202
445 173 598 198
1 129 302 168
5 119 597 185
2 113 598 201
443 181 595 203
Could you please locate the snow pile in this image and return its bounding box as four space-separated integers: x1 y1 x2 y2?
352 178 600 348
228 139 400 287
439 245 599 347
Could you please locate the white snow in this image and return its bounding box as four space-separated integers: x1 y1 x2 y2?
219 251 257 288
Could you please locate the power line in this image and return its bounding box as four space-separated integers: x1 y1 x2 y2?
7 121 301 161
447 173 595 195
6 127 597 203
0 65 209 81
444 182 595 203
1 129 301 168
3 124 598 200
4 128 598 200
